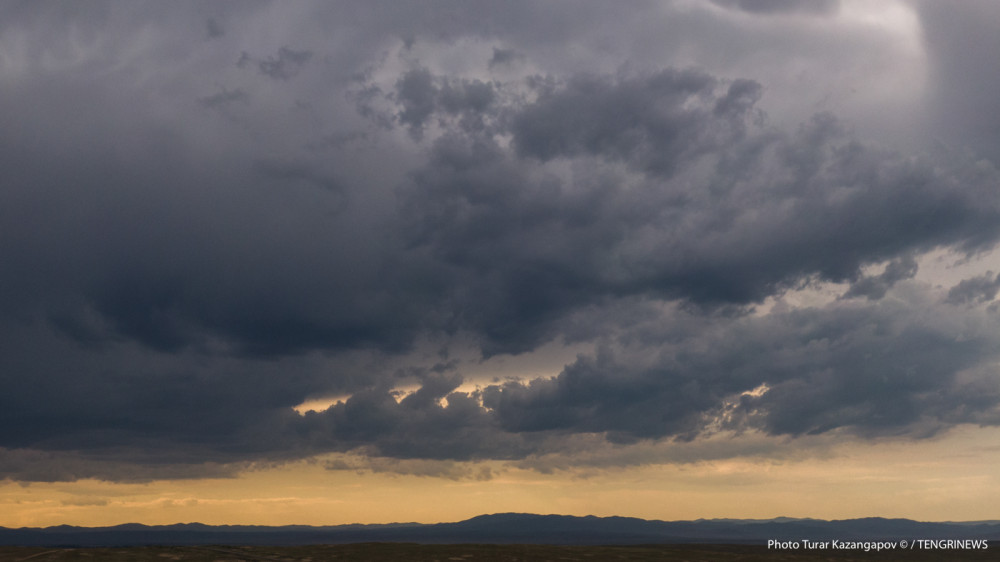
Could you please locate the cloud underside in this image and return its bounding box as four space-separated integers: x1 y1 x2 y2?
2 1 1000 481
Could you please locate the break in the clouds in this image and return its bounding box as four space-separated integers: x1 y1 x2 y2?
2 0 1000 482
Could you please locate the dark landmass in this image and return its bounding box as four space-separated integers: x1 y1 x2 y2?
2 513 999 549
1 543 999 562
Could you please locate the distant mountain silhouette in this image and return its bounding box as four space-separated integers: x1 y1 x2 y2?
2 513 999 547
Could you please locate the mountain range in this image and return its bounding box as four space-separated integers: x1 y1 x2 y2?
2 513 999 547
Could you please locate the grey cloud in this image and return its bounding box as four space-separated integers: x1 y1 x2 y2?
482 347 710 443
946 272 1000 305
205 17 224 39
350 82 396 131
394 67 497 139
256 47 314 80
325 455 496 481
843 255 919 300
916 0 1000 164
736 298 1000 437
488 47 524 69
199 88 248 108
709 0 840 15
438 79 495 116
5 0 1000 482
308 131 371 151
0 320 398 478
0 63 423 359
510 69 747 175
395 68 438 138
298 387 535 461
396 68 1000 352
483 287 1000 444
0 448 245 483
264 284 1000 463
252 158 346 195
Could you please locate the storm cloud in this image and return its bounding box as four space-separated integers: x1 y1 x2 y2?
2 0 1000 482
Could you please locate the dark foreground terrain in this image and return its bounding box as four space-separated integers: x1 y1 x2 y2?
1 543 999 562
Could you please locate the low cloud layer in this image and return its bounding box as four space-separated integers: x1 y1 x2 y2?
2 0 1000 482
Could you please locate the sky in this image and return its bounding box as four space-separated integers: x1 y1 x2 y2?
3 0 1000 527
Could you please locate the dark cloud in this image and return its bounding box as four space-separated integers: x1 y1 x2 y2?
843 255 919 300
709 0 840 15
3 0 1000 483
394 67 497 139
13 283 997 479
509 69 740 174
298 385 534 461
395 68 1000 351
205 17 224 39
488 47 524 69
199 88 248 108
483 290 1000 444
252 158 346 195
0 448 246 483
395 68 438 138
916 0 1000 164
946 272 1000 305
255 47 314 80
308 130 371 151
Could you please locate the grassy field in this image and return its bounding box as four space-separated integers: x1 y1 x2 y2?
1 543 999 562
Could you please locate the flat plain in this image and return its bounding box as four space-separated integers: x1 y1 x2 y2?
2 543 1000 562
